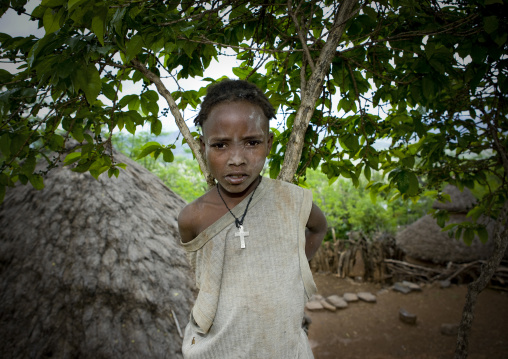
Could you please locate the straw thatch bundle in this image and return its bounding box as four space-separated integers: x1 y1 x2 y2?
0 147 195 358
396 185 501 263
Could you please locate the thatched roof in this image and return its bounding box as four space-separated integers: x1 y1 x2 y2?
0 148 195 358
396 214 497 263
432 185 477 213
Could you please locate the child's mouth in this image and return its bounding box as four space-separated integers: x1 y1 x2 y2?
225 174 247 184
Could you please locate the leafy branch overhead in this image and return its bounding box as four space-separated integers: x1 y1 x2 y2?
0 0 507 235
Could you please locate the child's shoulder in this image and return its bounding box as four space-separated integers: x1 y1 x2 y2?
178 190 216 243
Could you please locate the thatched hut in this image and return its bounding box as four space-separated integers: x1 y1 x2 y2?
0 147 195 358
396 185 499 263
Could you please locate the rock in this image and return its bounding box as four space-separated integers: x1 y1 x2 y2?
377 288 389 296
402 281 422 291
310 294 324 301
357 292 377 303
343 293 359 302
393 282 411 294
305 300 324 311
440 280 451 288
326 295 348 309
440 323 459 336
399 308 417 325
320 299 336 311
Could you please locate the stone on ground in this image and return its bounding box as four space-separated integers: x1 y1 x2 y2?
440 323 459 336
310 294 324 301
399 308 417 325
393 282 411 294
439 280 451 288
326 295 348 309
306 300 324 311
357 292 377 303
343 293 359 302
320 299 336 311
402 281 422 291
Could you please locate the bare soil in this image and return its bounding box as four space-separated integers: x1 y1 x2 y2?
307 272 508 359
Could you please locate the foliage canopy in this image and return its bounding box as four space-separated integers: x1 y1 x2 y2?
0 0 507 240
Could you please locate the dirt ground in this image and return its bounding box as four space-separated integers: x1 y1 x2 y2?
307 272 508 359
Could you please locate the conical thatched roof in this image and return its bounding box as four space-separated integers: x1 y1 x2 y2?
396 213 496 263
432 185 477 213
0 147 195 358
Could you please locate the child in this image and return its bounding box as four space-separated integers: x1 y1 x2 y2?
178 79 327 358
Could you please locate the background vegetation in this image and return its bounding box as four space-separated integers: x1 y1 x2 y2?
113 131 432 240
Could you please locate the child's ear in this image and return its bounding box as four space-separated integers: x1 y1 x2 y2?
267 132 274 153
200 135 206 154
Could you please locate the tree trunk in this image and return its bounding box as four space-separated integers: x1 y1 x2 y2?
454 203 508 358
277 0 359 183
454 117 508 358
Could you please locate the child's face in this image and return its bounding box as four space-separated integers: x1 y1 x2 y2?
200 100 273 196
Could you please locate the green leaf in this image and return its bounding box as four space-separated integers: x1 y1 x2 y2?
83 64 101 104
401 156 415 168
363 165 370 181
466 206 483 222
342 134 360 153
29 174 44 190
64 151 81 165
137 141 161 159
151 119 162 136
21 155 36 176
477 226 488 244
68 0 86 11
0 134 11 158
118 94 138 109
43 7 63 34
463 228 475 246
41 0 65 6
455 226 463 241
102 82 116 101
125 34 144 62
162 148 174 163
407 172 419 196
0 69 13 83
92 14 105 46
73 63 101 104
484 16 498 34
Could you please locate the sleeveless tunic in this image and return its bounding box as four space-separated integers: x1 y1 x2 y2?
181 177 317 358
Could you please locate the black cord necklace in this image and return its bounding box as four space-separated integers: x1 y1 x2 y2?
216 176 261 248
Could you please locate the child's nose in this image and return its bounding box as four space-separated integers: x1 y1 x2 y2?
228 145 246 166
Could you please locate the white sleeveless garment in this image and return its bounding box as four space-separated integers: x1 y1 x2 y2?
181 177 317 358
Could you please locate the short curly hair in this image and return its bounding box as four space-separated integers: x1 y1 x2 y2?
194 79 276 128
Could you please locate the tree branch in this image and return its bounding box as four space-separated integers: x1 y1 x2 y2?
287 0 316 72
278 0 359 182
130 58 214 188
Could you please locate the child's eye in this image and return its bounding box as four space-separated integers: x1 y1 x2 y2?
246 140 261 146
211 143 226 149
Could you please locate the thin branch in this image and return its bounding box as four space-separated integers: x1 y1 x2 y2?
130 58 214 188
287 0 316 72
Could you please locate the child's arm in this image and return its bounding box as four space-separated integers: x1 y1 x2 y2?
305 202 327 260
178 203 199 243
